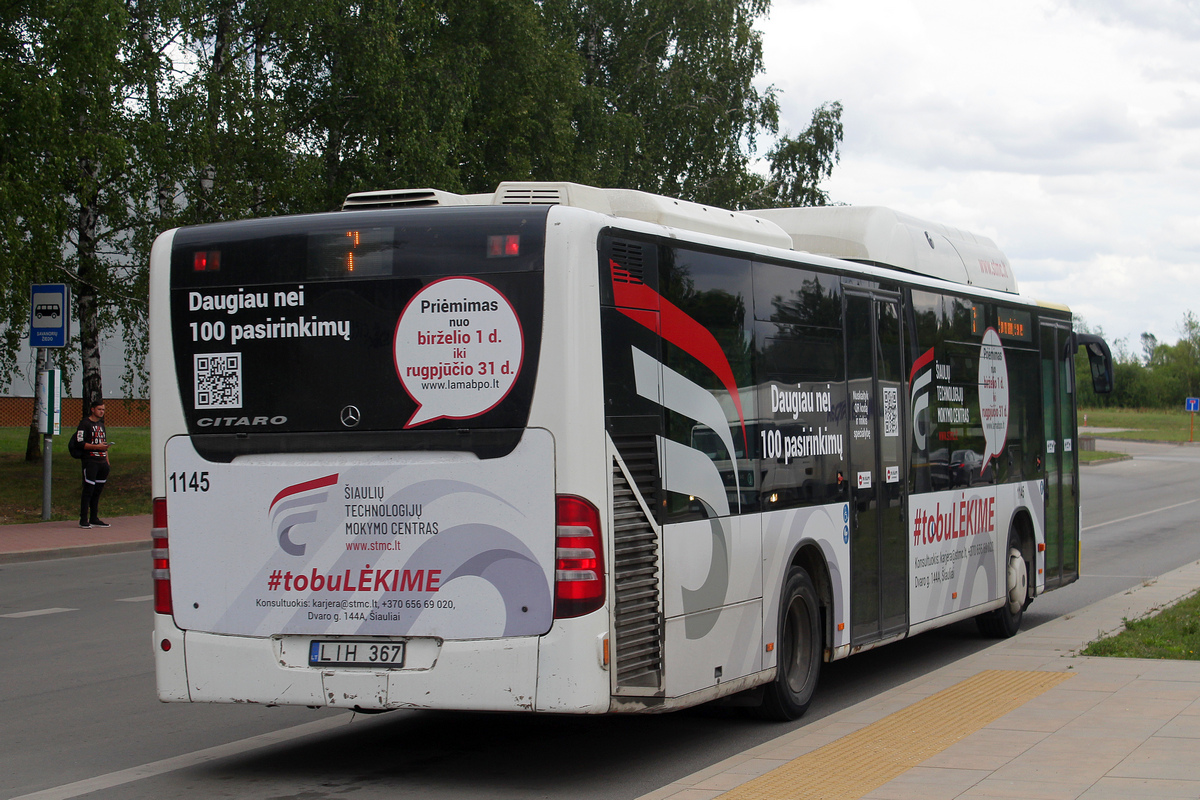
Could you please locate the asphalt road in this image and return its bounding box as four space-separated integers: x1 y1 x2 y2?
1 439 1197 800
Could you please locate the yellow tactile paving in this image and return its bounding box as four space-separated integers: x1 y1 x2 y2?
717 669 1073 800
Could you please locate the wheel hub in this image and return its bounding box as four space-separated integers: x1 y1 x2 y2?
1006 546 1027 614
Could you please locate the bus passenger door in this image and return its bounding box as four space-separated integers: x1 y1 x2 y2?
846 292 908 644
1040 322 1079 588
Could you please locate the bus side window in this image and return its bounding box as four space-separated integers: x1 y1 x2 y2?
753 262 846 511
658 246 755 519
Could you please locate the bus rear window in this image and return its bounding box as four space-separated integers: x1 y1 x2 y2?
169 206 547 459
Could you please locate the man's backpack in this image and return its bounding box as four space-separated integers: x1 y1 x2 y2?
68 430 84 459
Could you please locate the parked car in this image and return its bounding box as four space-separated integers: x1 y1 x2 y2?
950 449 993 486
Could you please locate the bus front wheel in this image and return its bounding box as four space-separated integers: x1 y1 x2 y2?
756 567 821 721
976 529 1028 638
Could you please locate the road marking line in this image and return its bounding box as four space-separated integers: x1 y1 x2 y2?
10 714 354 800
1 607 78 618
716 670 1072 800
116 595 153 603
1082 498 1200 531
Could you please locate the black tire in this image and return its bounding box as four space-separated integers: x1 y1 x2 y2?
756 567 821 721
976 528 1028 638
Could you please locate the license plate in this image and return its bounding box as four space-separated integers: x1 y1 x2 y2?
308 640 405 668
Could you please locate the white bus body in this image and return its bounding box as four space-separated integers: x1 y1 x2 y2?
150 183 1110 718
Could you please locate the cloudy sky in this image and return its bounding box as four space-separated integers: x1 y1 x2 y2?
760 0 1200 353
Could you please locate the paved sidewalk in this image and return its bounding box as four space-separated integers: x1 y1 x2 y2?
642 559 1200 800
0 514 151 563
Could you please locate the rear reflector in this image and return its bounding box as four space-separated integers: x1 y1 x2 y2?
554 495 604 619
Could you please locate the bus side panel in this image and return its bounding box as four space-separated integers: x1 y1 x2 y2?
533 610 611 713
907 479 1043 627
154 613 189 701
908 485 1001 624
150 228 187 500
761 503 852 665
663 599 762 698
530 209 613 714
1033 479 1047 595
661 516 762 620
660 515 762 696
151 229 193 700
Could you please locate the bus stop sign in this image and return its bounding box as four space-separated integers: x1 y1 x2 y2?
30 284 69 348
1187 397 1199 413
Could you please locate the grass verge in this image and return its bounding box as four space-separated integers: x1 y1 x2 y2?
0 426 151 524
1080 407 1200 442
1082 590 1200 660
1078 450 1130 464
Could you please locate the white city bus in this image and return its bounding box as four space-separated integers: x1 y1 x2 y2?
150 182 1112 719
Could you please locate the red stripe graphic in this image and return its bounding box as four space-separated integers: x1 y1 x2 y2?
611 261 747 444
269 473 339 513
909 346 935 385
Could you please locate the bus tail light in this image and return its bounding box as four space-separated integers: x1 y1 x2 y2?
554 495 604 619
152 497 172 615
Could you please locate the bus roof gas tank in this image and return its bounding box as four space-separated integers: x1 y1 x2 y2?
751 205 1018 293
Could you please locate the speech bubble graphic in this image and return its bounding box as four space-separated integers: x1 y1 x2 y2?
978 328 1009 469
394 277 524 428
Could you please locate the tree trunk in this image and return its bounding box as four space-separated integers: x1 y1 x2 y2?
252 23 265 212
142 22 172 220
24 348 49 461
77 156 103 407
201 8 232 217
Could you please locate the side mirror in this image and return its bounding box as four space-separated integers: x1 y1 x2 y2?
1075 333 1114 394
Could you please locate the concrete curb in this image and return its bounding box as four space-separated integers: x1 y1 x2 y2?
0 538 151 565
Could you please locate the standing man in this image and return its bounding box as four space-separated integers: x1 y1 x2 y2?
76 399 111 529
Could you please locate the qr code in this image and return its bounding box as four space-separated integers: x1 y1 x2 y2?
194 353 242 409
882 387 899 437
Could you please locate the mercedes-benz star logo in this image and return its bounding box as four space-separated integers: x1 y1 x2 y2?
340 405 361 428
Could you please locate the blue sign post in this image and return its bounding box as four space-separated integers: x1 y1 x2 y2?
30 283 69 348
1188 398 1199 442
30 284 69 519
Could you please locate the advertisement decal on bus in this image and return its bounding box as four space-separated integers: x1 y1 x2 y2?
166 428 556 640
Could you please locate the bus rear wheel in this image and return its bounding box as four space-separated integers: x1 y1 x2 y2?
756 567 821 721
976 529 1028 638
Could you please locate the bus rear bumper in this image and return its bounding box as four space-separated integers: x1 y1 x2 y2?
165 626 544 711
155 609 614 713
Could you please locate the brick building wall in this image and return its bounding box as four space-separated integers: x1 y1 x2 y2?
0 397 149 427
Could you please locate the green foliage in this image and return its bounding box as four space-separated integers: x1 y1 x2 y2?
0 0 156 400
2 0 845 404
564 0 790 208
751 101 844 208
1077 310 1200 409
